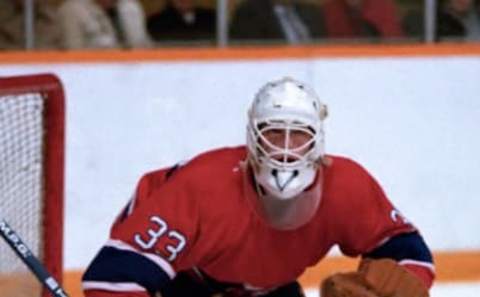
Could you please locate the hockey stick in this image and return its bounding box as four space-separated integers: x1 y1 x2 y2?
0 218 69 297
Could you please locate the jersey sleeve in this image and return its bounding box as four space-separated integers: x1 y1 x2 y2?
334 160 417 257
82 166 202 296
364 232 435 288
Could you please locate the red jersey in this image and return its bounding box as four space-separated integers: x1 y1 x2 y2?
83 146 429 296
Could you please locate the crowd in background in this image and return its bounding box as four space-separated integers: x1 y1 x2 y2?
0 0 479 50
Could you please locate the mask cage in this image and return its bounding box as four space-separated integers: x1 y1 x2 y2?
248 118 320 170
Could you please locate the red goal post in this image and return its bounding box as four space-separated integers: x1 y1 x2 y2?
0 73 65 297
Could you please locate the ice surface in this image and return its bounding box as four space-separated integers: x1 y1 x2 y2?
306 282 480 297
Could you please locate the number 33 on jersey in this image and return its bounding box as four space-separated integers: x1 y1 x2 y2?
134 215 186 262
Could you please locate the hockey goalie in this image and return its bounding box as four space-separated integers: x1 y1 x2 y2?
82 78 434 297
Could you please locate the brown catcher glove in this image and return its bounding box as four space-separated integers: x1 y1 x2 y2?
321 272 378 297
321 258 429 297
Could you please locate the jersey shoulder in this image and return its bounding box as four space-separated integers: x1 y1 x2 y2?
139 146 247 213
187 145 247 172
138 145 246 191
176 145 246 184
181 146 249 223
322 154 387 212
321 155 416 256
325 154 374 184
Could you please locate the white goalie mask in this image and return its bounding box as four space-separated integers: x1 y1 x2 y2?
246 77 327 229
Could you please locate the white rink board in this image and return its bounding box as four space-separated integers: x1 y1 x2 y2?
0 55 479 269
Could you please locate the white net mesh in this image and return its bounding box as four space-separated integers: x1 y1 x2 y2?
0 92 44 296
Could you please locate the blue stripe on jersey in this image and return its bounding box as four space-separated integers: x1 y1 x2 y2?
364 232 433 264
82 246 171 294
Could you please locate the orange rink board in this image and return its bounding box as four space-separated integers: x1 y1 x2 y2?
64 251 480 297
0 43 480 64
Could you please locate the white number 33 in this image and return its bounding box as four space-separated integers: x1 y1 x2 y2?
134 216 186 262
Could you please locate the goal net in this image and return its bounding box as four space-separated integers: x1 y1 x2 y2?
0 74 65 297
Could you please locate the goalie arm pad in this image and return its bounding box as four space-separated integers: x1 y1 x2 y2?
321 258 429 297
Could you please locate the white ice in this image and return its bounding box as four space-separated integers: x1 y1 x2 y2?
305 282 480 297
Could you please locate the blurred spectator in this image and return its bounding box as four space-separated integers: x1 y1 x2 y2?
0 0 61 50
147 0 216 43
229 0 326 44
321 0 404 39
58 0 152 49
117 0 154 47
404 0 480 41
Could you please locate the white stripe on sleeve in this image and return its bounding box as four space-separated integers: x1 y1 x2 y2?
399 259 435 272
82 281 146 292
